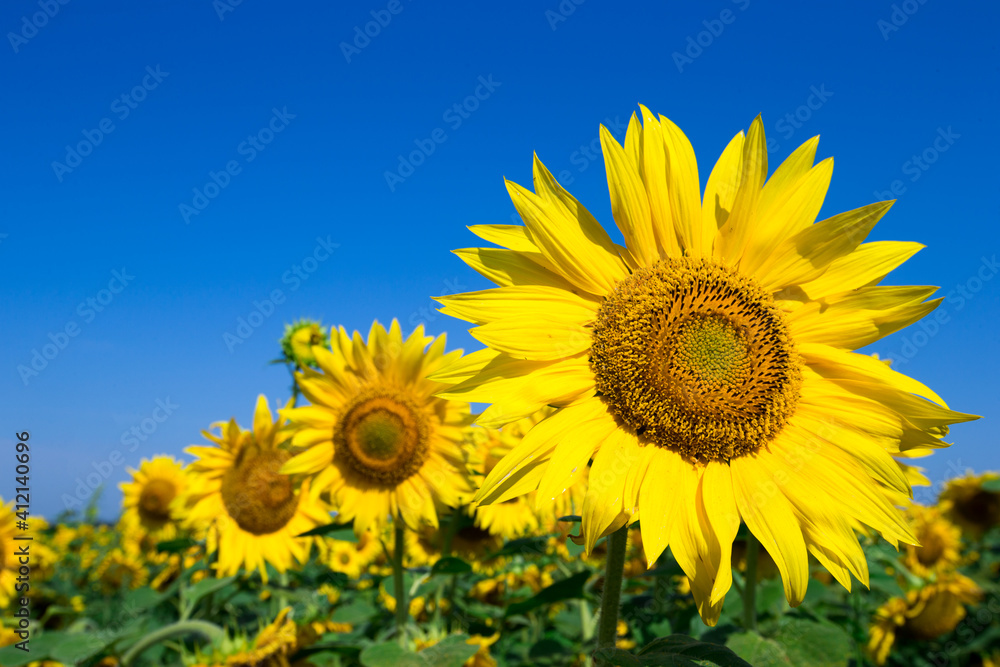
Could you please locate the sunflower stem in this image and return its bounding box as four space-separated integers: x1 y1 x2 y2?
121 620 224 666
393 522 409 646
742 534 760 632
595 525 628 663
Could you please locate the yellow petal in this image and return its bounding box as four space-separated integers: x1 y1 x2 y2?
731 455 809 606
436 285 598 325
799 241 924 301
701 131 745 258
470 316 591 361
507 177 624 294
659 115 703 256
601 124 656 267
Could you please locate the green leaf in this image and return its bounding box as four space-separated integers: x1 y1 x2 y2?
0 632 66 667
359 642 425 667
155 537 197 554
490 535 548 558
638 635 753 666
595 647 707 666
770 619 853 667
981 478 1000 492
184 575 237 608
419 635 480 667
557 515 582 522
50 632 109 663
332 599 378 625
298 521 356 539
124 586 163 611
431 556 473 575
529 637 572 658
505 570 591 617
726 632 792 666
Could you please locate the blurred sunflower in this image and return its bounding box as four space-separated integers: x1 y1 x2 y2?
901 504 962 578
438 107 976 624
91 547 148 594
324 540 367 579
939 471 1000 538
0 502 17 607
281 319 329 369
280 320 474 535
868 572 982 665
186 607 297 667
119 455 187 543
467 420 540 539
179 395 331 583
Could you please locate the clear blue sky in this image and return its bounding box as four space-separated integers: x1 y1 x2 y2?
1 0 996 520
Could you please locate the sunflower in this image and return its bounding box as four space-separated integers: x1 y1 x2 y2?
939 471 1000 538
179 395 331 583
279 320 475 536
91 546 149 594
467 419 541 539
119 455 187 543
436 107 977 624
186 607 297 667
867 572 982 665
0 502 18 608
281 319 329 369
901 504 962 578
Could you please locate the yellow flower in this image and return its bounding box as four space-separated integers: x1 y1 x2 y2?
439 108 977 625
0 502 21 607
91 547 148 594
868 572 982 665
179 396 331 583
119 455 187 543
324 538 381 579
939 471 1000 538
280 320 475 535
187 607 297 667
901 504 963 577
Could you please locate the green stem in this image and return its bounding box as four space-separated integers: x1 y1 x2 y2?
742 534 760 632
595 525 629 663
393 522 408 645
121 620 224 666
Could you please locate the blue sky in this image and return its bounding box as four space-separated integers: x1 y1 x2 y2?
1 0 997 520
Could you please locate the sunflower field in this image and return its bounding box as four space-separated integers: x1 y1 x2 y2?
3 113 997 667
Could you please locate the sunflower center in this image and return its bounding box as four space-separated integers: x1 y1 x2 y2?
917 528 946 566
220 448 299 535
335 389 429 485
138 479 176 524
591 257 801 462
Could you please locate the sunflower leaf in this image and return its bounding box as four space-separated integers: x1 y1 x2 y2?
725 632 792 666
419 635 480 666
183 575 237 609
504 570 591 618
155 537 198 554
359 642 425 667
297 521 356 539
638 635 753 666
430 556 473 575
769 619 853 667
